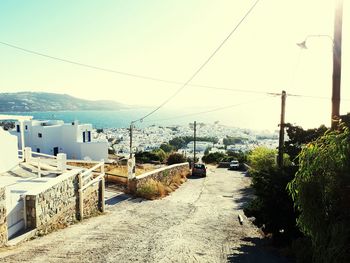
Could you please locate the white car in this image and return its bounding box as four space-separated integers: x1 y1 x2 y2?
229 160 240 170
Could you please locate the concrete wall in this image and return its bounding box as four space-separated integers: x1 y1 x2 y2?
0 188 7 247
128 163 190 194
0 127 19 173
25 171 103 236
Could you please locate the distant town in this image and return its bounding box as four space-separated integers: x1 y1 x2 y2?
103 122 279 158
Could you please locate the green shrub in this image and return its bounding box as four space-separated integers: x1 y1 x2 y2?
152 148 167 163
244 147 301 245
288 126 350 262
159 143 174 153
202 152 226 164
167 153 186 165
135 151 160 163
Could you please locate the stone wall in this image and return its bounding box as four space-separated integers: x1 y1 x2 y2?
82 182 100 218
0 188 7 246
25 171 103 236
128 163 190 194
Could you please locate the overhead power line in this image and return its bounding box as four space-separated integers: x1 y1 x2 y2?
1 41 346 101
144 96 271 123
132 0 261 123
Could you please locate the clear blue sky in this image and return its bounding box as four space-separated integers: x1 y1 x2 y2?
0 0 349 130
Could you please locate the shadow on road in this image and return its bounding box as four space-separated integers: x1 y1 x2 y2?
105 193 132 205
227 237 293 263
234 187 255 209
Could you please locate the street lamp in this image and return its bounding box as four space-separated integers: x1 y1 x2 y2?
296 34 334 49
297 32 341 129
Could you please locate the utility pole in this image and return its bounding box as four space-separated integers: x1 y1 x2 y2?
129 123 133 158
331 0 343 129
193 121 197 165
278 91 286 168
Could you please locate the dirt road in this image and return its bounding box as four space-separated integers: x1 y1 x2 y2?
0 167 288 263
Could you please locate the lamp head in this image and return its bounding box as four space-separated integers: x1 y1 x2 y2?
296 40 307 49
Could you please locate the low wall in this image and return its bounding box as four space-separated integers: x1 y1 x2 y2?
25 171 103 236
0 188 7 246
128 163 190 194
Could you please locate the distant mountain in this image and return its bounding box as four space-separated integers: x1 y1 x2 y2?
0 92 127 112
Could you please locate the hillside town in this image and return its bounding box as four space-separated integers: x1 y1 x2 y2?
104 123 279 157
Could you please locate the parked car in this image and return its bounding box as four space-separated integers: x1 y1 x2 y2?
192 163 207 177
229 160 240 170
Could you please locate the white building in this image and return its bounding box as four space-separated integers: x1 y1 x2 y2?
10 119 108 161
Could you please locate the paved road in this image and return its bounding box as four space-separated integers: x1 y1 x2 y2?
0 167 288 263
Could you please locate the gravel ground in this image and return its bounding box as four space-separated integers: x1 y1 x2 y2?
0 166 290 263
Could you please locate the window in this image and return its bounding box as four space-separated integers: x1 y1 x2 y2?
25 125 28 130
38 133 42 138
36 148 40 153
87 131 91 142
82 132 86 142
16 125 20 133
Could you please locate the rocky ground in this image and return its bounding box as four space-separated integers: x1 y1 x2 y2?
0 167 290 263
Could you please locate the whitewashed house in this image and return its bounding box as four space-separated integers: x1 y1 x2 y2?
10 119 108 161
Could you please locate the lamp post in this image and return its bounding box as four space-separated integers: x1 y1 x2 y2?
296 0 343 129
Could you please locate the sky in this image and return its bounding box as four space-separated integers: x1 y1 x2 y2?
0 0 349 131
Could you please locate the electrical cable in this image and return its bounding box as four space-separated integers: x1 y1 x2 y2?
131 0 261 123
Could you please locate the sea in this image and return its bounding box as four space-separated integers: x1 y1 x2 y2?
0 109 212 129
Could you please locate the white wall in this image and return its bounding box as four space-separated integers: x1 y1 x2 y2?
10 120 108 161
79 141 108 161
0 128 19 173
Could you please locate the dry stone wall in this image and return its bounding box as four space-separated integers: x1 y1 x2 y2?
0 188 7 246
25 171 103 236
128 163 190 194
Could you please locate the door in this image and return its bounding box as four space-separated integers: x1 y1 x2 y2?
53 147 59 156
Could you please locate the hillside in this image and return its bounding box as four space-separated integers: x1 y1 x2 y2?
0 92 126 112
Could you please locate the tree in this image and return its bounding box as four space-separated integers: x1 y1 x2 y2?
169 137 186 150
223 136 247 146
202 152 226 164
160 143 174 153
284 123 327 164
288 126 350 262
204 147 211 155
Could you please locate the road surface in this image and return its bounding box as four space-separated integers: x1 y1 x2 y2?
0 167 288 263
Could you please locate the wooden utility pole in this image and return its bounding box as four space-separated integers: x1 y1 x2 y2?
331 0 343 129
129 123 133 158
193 121 197 165
278 91 286 168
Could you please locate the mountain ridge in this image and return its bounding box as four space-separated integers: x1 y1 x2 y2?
0 92 127 112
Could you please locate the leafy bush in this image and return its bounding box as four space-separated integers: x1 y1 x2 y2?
152 149 167 163
159 143 174 153
244 147 300 245
202 152 226 164
166 153 186 165
288 126 350 262
135 151 160 163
